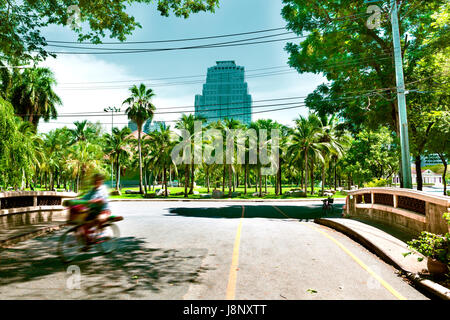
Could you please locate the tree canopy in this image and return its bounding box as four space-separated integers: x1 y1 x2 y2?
0 0 220 62
282 0 449 133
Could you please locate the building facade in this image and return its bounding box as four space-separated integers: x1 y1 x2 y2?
393 167 443 187
195 61 252 125
128 120 166 134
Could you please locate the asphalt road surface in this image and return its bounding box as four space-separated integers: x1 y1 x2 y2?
0 201 428 300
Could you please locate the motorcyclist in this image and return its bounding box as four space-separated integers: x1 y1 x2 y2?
81 173 111 245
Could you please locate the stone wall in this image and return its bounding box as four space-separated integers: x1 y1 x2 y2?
347 188 449 235
0 192 76 229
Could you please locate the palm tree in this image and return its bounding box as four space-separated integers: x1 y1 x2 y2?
69 120 97 145
221 119 242 196
10 67 61 128
147 124 176 197
17 121 43 190
67 140 103 193
288 114 325 195
123 83 156 194
317 114 350 195
104 127 132 194
175 114 195 197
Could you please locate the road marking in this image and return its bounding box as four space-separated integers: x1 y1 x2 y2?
226 206 245 300
308 224 407 300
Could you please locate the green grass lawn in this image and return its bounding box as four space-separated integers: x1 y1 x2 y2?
19 185 347 200
109 186 347 200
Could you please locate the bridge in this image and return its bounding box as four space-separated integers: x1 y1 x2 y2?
0 189 448 300
346 187 450 235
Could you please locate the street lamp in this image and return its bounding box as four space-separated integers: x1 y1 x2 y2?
104 106 121 189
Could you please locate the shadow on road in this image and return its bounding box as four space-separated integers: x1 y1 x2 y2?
167 204 344 220
0 231 209 299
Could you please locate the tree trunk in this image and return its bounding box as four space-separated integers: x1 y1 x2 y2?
163 164 168 197
144 164 148 194
138 125 144 194
334 158 337 191
184 164 189 198
189 162 195 194
244 164 248 195
228 165 232 197
310 162 314 195
258 167 262 197
222 166 226 192
304 148 309 194
438 153 447 196
321 164 325 195
116 160 120 193
206 167 210 193
415 155 423 191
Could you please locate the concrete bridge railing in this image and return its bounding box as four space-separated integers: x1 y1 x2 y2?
0 191 77 228
346 188 450 235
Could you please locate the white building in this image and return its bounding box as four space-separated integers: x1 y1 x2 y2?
393 167 443 186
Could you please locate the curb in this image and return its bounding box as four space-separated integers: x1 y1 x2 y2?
0 223 66 248
314 218 450 300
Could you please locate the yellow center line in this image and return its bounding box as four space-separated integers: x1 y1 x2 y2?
308 224 407 300
226 205 245 300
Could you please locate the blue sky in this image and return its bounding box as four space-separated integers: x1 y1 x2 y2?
38 0 327 133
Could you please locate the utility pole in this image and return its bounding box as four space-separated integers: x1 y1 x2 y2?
104 106 121 189
365 0 412 189
390 0 412 189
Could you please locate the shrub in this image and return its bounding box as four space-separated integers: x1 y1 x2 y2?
406 232 450 265
366 178 388 187
443 212 450 225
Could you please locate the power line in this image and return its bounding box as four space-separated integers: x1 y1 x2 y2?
44 12 372 46
47 27 289 45
22 87 400 119
58 50 392 87
46 35 303 55
59 65 292 85
45 23 366 55
55 54 393 90
46 31 295 51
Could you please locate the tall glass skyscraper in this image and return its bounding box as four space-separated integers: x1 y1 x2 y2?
195 61 252 125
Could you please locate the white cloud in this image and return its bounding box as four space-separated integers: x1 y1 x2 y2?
37 55 202 133
37 54 327 134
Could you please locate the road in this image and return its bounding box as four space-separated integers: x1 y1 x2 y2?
0 201 428 300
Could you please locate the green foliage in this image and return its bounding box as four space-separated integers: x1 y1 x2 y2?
366 178 388 188
0 0 220 61
443 212 450 225
341 127 399 185
0 97 38 188
282 0 449 134
407 232 450 265
1 66 61 128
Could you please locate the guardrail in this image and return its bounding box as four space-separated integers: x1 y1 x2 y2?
346 188 450 235
0 191 77 228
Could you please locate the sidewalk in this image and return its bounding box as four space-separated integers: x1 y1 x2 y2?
315 217 450 300
0 222 66 247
